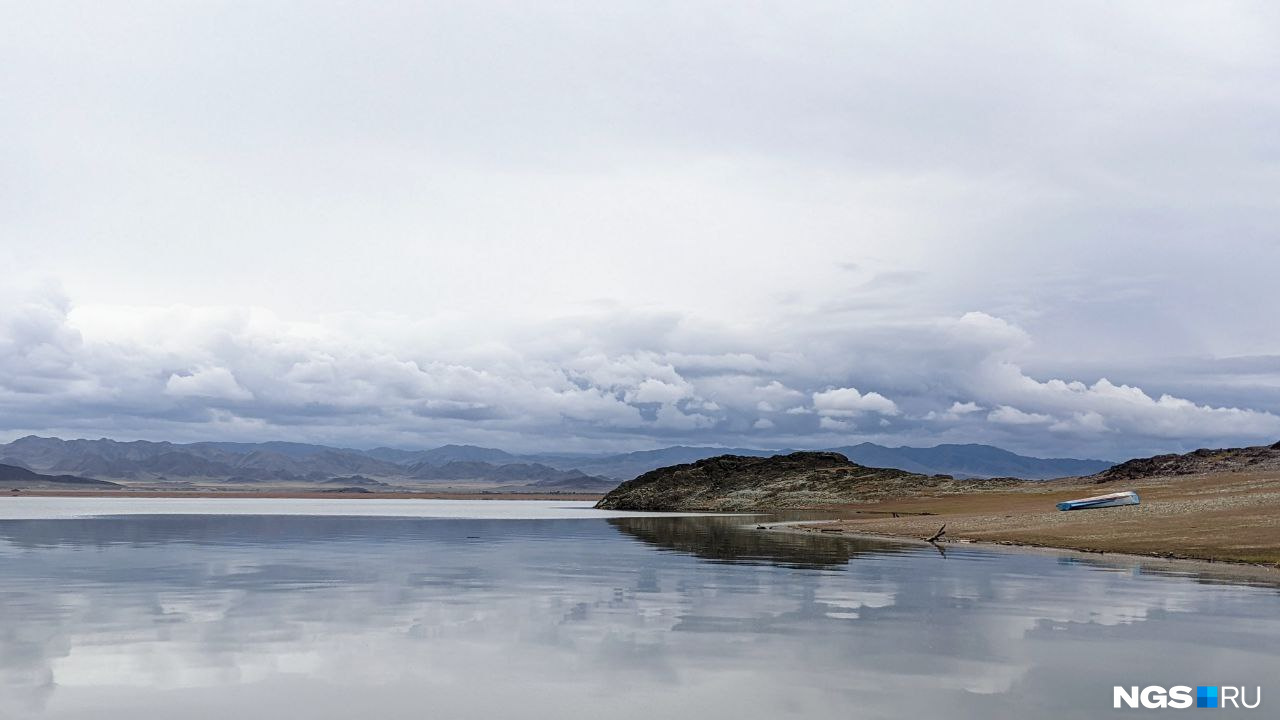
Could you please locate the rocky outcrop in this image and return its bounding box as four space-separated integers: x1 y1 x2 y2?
594 451 1021 511
1090 442 1280 483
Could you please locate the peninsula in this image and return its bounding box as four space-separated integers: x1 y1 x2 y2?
595 444 1280 566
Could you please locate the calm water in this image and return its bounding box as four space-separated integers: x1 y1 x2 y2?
0 499 1276 719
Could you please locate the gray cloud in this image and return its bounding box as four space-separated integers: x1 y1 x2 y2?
1 286 1277 459
2 2 1279 458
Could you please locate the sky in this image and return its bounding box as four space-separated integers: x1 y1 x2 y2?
2 1 1279 459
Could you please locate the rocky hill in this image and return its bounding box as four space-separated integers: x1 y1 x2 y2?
594 451 1023 511
1090 441 1280 483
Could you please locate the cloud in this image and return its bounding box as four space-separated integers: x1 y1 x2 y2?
812 388 901 418
819 417 852 432
987 406 1054 426
925 401 984 421
1050 411 1109 434
165 367 254 402
1 285 1279 459
968 364 1280 442
3 3 1280 459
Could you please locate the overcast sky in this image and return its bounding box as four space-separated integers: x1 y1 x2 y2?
3 1 1279 459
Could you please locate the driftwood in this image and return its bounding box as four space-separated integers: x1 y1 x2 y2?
925 524 947 543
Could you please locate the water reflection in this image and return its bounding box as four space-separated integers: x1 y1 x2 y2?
0 513 1276 720
608 515 912 568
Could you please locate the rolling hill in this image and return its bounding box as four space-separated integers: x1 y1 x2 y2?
0 463 123 489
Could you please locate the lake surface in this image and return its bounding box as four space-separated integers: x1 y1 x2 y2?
0 499 1276 719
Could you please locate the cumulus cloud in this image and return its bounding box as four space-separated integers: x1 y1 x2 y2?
925 401 984 421
987 406 1054 426
0 286 1278 459
1050 412 1109 434
812 388 901 418
819 417 852 432
967 364 1280 442
165 368 254 402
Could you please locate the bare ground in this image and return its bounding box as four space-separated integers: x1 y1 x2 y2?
790 470 1280 567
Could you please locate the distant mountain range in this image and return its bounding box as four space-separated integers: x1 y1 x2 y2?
531 443 1112 480
0 436 1114 492
0 436 614 492
828 443 1113 480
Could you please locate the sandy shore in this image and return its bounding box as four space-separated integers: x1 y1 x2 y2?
785 470 1280 567
5 489 605 501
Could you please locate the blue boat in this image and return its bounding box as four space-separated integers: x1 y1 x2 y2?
1056 490 1140 511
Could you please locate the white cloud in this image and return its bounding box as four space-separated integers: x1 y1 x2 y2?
1 285 1278 458
627 378 690 405
1050 411 1110 434
165 367 254 402
819 417 852 431
812 388 900 417
926 401 984 421
653 404 716 430
987 406 1054 426
970 364 1280 441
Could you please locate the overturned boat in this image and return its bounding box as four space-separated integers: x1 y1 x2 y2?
1056 490 1140 511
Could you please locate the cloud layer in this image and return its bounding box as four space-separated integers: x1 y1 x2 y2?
3 3 1280 458
1 286 1277 458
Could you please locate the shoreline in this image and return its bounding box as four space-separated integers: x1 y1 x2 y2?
7 478 1277 575
3 489 605 501
760 522 1280 585
737 468 1280 567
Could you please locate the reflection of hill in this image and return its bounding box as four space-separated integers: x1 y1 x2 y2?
607 515 913 569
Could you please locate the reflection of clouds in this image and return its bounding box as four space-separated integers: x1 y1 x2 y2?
974 558 1257 636
0 497 705 521
815 575 897 620
0 516 1277 720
